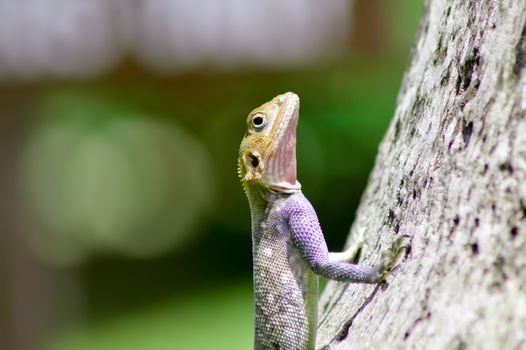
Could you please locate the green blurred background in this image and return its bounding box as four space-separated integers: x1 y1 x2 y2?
0 1 423 349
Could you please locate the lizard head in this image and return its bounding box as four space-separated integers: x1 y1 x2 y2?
238 92 301 193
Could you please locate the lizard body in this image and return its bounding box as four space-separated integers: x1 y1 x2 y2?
238 92 403 350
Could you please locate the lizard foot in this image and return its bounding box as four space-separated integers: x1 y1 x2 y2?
376 235 409 282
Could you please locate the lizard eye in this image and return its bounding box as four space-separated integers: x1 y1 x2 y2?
251 114 267 130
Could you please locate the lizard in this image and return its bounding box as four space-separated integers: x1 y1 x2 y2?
238 92 405 350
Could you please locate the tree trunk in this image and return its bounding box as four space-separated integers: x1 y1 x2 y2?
317 1 526 349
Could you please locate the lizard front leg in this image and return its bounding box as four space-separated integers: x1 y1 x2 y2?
285 194 404 283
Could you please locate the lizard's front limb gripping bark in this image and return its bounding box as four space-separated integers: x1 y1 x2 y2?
286 195 407 284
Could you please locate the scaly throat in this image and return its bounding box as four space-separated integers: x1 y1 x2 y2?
263 102 301 192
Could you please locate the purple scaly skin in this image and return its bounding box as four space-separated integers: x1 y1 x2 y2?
238 92 405 350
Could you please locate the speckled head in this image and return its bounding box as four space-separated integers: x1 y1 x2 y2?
238 92 301 193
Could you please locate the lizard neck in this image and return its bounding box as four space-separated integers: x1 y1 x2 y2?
243 183 274 231
242 182 293 237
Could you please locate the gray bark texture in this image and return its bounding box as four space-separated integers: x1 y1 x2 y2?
317 1 526 349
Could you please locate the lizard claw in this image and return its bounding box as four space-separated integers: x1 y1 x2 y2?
376 236 409 282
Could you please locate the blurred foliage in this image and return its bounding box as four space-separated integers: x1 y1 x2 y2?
46 282 253 350
20 90 214 264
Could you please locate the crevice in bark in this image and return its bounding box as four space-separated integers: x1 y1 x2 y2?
462 120 473 149
320 284 382 349
456 47 481 95
512 22 526 79
318 284 350 327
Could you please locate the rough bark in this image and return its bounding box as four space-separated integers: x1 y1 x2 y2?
317 1 526 349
